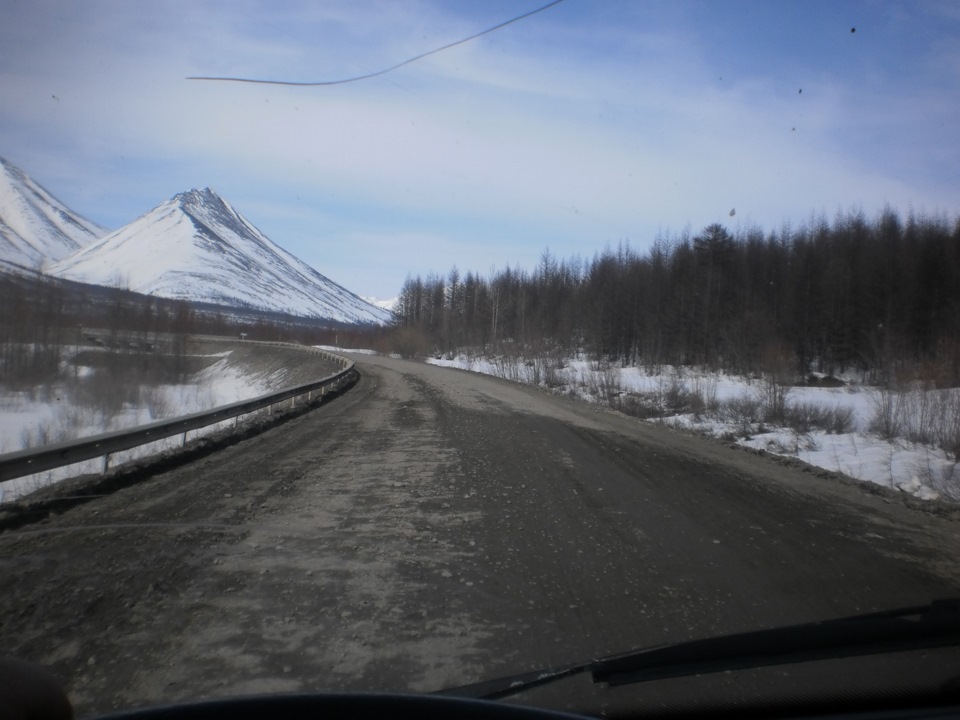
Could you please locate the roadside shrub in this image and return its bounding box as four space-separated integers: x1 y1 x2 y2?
756 375 791 423
828 405 856 434
869 386 903 440
757 342 795 423
540 355 566 388
899 386 960 457
868 384 960 459
492 354 525 383
619 392 661 419
596 365 622 408
722 392 759 422
688 388 706 419
699 376 721 414
784 402 855 435
662 373 691 414
718 392 761 436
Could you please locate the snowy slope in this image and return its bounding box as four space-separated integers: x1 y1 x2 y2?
361 295 400 313
50 188 393 325
0 157 106 268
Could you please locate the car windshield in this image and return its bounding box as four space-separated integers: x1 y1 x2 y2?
1 1 959 718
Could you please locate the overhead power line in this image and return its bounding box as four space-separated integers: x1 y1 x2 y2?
187 0 566 87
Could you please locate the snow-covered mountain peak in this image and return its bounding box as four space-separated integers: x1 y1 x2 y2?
51 187 393 326
176 187 217 203
174 187 230 216
173 188 263 247
0 157 106 269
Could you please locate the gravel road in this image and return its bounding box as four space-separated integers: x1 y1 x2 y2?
1 353 958 716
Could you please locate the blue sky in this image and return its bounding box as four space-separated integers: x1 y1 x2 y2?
2 1 958 299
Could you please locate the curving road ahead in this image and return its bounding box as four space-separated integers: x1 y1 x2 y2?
1 354 958 715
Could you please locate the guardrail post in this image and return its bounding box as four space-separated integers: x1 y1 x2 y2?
103 453 110 473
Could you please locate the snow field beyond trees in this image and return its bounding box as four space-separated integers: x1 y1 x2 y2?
427 353 960 503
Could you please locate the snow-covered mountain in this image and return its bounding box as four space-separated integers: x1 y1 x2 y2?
50 188 393 325
0 157 106 269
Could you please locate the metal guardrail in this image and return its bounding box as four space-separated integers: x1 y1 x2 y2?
0 340 355 485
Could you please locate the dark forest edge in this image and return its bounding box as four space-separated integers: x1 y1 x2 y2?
0 271 387 390
391 208 960 389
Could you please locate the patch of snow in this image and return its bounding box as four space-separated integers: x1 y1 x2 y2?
723 427 948 502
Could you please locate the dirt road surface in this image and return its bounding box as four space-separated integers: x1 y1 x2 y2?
2 354 959 716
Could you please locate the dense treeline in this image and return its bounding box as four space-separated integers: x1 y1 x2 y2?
0 274 202 387
396 209 960 383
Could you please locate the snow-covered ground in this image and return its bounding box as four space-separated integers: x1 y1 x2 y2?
427 354 959 503
0 351 291 503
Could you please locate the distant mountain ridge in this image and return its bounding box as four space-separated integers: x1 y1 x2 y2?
0 157 392 326
0 157 106 268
